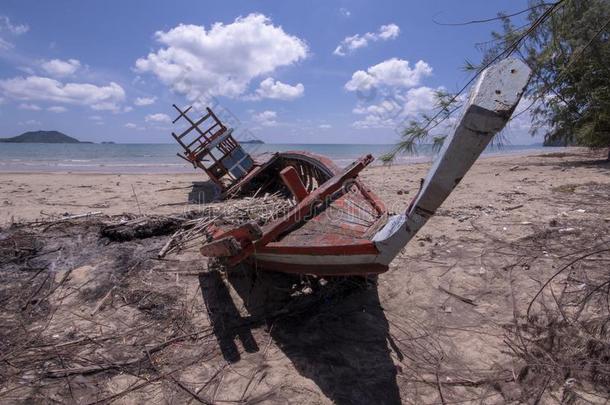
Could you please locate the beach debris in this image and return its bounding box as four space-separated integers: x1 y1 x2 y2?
101 215 186 241
49 211 103 223
157 193 293 258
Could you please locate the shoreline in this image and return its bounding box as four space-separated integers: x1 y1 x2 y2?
0 147 605 226
0 145 574 175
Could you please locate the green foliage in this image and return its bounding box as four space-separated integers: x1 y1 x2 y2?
484 0 610 150
384 0 610 163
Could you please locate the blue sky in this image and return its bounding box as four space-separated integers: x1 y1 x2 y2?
0 0 539 144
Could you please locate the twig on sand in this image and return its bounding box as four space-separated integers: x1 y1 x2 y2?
526 248 610 317
36 212 103 228
435 372 446 405
90 286 116 316
438 285 477 306
158 229 180 258
131 184 143 216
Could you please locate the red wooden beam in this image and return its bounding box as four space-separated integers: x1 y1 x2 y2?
280 166 309 202
225 154 374 265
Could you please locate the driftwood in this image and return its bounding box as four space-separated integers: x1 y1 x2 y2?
101 216 184 241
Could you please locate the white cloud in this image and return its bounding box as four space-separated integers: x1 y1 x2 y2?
40 59 81 77
135 14 308 102
378 24 400 40
252 110 277 127
345 58 439 129
0 76 126 111
345 58 432 92
339 8 351 18
0 16 29 35
48 106 67 113
134 96 157 106
0 15 28 51
319 124 332 129
124 122 137 128
251 77 304 100
89 115 103 121
334 24 400 56
145 113 171 123
351 86 439 129
18 103 41 111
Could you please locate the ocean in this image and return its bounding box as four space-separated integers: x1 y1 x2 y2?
0 143 557 173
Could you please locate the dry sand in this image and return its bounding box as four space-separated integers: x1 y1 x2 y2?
1 147 609 404
0 148 606 225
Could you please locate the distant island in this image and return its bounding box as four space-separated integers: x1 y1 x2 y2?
0 130 92 144
101 141 116 144
241 139 264 144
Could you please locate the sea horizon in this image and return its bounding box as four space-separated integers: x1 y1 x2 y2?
0 142 560 173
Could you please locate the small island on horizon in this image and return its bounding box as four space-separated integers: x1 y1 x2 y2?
0 130 93 144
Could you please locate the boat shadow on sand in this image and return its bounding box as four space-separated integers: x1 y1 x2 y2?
198 267 401 404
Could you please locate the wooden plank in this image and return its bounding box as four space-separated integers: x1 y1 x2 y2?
280 166 309 202
373 57 532 266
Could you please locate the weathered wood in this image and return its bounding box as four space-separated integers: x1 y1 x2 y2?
373 58 531 266
225 154 374 265
280 166 309 202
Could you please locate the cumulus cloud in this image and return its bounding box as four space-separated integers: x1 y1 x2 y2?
252 110 277 127
351 86 439 129
145 113 171 123
345 58 440 129
18 103 41 111
134 96 157 106
334 24 400 56
125 122 138 128
319 124 332 129
135 14 308 102
48 106 67 113
345 58 432 92
0 76 126 112
250 78 304 100
40 59 81 77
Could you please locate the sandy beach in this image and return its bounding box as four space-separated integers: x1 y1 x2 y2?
2 148 606 225
1 147 609 403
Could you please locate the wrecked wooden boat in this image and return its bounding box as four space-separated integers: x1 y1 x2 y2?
170 58 531 276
